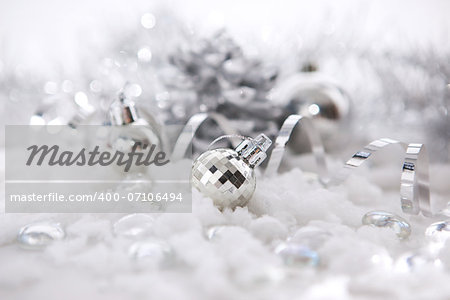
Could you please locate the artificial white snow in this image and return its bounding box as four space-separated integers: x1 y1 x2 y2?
1 157 450 300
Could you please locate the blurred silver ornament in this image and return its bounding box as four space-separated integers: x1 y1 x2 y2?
163 30 281 154
108 90 166 174
110 89 149 127
271 69 351 152
362 210 411 239
109 91 164 145
191 134 272 210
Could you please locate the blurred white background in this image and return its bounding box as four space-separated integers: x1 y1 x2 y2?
1 0 449 76
1 2 450 300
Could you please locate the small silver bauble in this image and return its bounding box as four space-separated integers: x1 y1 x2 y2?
271 70 351 152
108 91 165 173
275 71 351 122
191 134 272 210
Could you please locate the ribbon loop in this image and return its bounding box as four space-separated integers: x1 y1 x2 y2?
330 138 433 217
265 114 329 184
171 113 240 160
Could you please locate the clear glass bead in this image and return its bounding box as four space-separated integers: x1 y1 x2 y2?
128 239 173 266
288 227 332 249
275 243 320 267
362 211 411 239
396 250 442 272
17 222 65 249
425 221 450 243
205 225 231 240
113 214 154 239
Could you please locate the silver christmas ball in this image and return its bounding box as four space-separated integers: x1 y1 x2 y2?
107 91 165 174
271 72 352 152
108 92 165 149
273 72 351 119
192 148 256 209
191 134 272 210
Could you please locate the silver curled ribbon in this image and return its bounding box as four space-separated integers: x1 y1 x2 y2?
329 138 435 217
265 114 329 184
172 112 437 218
171 112 240 161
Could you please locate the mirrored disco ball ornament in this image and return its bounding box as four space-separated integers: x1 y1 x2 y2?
191 134 272 210
271 69 351 152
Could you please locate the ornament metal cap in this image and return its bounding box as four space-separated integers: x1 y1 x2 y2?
235 133 272 168
110 92 139 125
